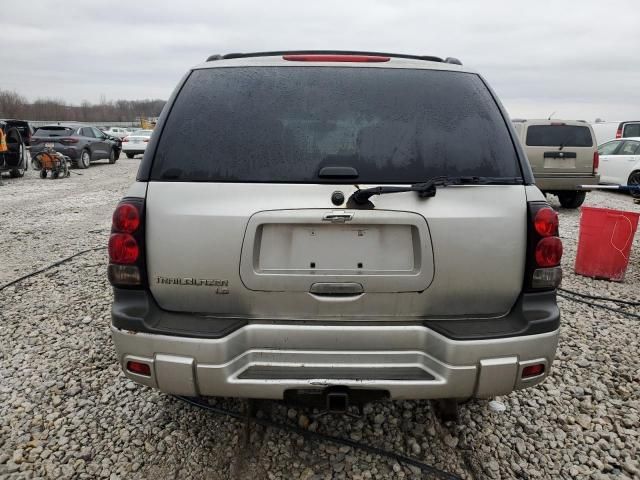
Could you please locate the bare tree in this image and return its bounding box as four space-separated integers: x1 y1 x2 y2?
0 89 165 122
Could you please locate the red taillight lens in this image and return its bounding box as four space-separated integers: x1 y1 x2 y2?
534 207 559 237
535 237 563 267
522 363 545 378
283 54 390 62
109 233 139 264
593 151 599 173
112 203 140 233
615 128 622 139
126 361 151 376
59 137 79 144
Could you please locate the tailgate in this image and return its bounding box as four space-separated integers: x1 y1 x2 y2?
145 183 527 319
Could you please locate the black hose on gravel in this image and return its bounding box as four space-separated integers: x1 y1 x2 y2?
558 287 640 307
0 246 107 292
557 291 640 320
172 395 465 480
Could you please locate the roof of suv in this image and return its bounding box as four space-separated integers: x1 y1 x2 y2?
194 50 472 73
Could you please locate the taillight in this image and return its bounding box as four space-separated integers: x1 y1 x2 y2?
112 203 140 233
592 151 599 173
615 128 622 139
283 54 390 62
525 202 563 290
535 237 563 267
534 207 558 237
109 233 139 264
59 137 79 144
108 198 145 288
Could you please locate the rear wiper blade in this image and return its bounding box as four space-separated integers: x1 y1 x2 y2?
348 176 522 206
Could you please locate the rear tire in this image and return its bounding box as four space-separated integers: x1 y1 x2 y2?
558 191 586 209
628 170 640 199
40 169 47 179
77 149 90 169
126 153 135 159
9 168 24 178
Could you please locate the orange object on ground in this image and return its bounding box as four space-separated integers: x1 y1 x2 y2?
0 128 7 152
575 206 640 281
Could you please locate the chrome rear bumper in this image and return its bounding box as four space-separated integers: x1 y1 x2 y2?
111 323 558 400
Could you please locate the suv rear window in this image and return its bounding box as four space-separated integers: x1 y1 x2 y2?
623 123 640 138
525 125 593 147
151 67 520 183
34 127 74 137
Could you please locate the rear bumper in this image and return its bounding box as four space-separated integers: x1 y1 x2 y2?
111 290 560 400
122 145 147 154
535 174 599 191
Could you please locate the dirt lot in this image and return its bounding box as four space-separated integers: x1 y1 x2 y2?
1 160 639 479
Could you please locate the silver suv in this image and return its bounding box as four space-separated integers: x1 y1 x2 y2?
109 51 562 411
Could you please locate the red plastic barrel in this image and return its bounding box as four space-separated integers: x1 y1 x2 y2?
575 206 640 281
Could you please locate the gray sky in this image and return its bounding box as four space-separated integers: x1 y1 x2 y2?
2 0 639 121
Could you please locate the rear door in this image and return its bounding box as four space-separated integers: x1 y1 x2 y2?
524 123 595 176
610 140 640 184
91 127 110 158
32 126 76 151
144 65 527 319
598 140 623 183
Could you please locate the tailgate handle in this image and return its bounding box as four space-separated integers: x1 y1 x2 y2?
323 211 354 223
309 282 364 296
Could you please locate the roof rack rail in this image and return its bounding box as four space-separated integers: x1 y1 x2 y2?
206 50 462 65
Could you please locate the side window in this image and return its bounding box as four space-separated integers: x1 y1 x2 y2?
598 141 621 155
81 127 95 138
619 141 640 155
91 127 104 138
622 123 640 138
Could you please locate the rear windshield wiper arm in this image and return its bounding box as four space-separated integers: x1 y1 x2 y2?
348 176 522 206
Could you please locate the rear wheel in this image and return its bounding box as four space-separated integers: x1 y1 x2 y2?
126 153 135 159
558 191 586 209
40 169 47 179
628 170 640 199
9 168 24 178
77 149 90 169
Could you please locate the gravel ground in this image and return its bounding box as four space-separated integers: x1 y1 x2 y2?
1 162 640 479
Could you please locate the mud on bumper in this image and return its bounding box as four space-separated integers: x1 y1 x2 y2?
111 290 560 400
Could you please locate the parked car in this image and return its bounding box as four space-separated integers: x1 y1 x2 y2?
121 129 152 158
0 119 28 177
615 121 640 139
109 51 562 414
512 119 599 208
102 126 129 139
31 124 121 169
598 137 640 188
